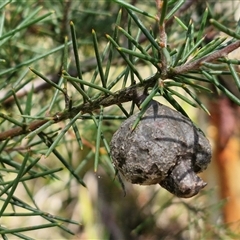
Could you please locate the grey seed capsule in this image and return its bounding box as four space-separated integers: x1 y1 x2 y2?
110 100 211 198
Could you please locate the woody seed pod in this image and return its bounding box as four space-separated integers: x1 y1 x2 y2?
110 100 212 198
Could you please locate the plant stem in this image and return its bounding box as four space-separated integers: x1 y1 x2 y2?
0 75 158 142
172 40 240 74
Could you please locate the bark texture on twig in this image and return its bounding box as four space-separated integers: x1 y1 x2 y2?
171 40 240 75
0 77 157 142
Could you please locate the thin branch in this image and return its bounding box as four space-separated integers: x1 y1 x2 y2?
172 40 240 75
0 76 157 142
155 0 168 76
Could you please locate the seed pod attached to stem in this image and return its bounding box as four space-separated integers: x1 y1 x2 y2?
110 90 211 198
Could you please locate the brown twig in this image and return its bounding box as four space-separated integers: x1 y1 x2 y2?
0 76 157 142
171 40 240 75
155 0 168 76
155 0 167 48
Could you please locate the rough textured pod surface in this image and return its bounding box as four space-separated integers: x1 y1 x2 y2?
110 100 212 198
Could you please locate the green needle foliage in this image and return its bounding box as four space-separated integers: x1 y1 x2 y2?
0 0 240 239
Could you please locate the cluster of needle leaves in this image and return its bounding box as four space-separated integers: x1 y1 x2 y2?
0 0 240 238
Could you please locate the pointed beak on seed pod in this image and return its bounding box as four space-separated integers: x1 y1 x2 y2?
110 100 212 198
159 160 207 198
